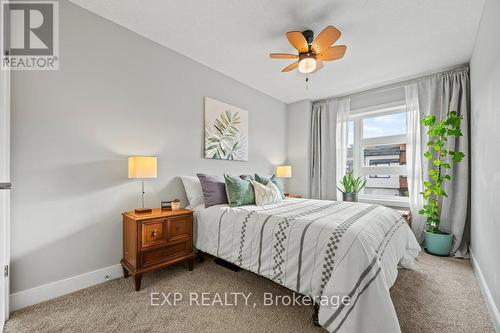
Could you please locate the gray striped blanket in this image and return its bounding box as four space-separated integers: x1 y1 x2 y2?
194 198 420 333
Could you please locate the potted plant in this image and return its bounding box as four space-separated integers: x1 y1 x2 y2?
337 171 367 202
419 111 465 256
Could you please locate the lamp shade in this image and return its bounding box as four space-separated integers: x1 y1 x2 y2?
128 156 157 179
276 165 292 178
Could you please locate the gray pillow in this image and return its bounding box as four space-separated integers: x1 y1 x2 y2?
197 173 229 207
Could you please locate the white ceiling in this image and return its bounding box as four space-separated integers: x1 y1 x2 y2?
69 0 484 103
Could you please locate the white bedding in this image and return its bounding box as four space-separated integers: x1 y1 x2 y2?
194 198 420 333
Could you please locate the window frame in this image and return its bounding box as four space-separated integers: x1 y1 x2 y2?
348 101 410 208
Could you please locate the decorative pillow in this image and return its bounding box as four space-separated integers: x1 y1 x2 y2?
224 174 255 207
254 174 285 199
239 174 255 181
251 180 283 206
180 176 205 208
196 173 228 207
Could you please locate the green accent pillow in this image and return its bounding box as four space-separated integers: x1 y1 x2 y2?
254 174 285 199
224 174 255 207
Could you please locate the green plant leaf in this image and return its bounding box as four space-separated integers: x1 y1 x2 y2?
421 115 436 126
418 109 465 233
337 171 366 193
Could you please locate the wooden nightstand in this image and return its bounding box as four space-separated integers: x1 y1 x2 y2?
397 209 412 228
285 193 303 198
121 208 195 291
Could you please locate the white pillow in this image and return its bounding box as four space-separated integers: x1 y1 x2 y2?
181 176 205 209
252 180 283 206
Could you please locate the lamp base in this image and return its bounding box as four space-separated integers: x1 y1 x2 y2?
134 208 152 214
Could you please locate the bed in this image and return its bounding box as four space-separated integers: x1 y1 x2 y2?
193 198 420 333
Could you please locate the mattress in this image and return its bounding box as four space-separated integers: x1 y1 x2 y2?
193 198 420 333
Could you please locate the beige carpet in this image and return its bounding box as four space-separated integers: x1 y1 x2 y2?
4 252 495 333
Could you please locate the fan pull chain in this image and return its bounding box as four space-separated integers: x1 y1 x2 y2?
305 74 310 91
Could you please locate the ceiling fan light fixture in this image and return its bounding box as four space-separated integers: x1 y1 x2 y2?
298 57 316 74
270 25 345 74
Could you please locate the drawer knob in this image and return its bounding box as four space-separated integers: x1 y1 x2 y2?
176 227 181 232
152 229 158 237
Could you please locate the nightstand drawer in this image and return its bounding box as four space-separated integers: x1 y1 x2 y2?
167 216 190 241
141 219 167 248
141 241 190 268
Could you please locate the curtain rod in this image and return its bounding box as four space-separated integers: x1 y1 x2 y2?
313 64 469 104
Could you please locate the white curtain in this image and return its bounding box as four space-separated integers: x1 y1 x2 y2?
335 98 351 201
405 84 426 242
310 97 350 200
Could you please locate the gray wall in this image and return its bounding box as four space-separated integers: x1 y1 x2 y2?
470 0 500 327
10 1 286 293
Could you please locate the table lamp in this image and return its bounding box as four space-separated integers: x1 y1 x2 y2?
276 165 292 196
128 156 157 214
276 165 292 178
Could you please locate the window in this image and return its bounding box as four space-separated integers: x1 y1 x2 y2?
347 104 409 205
362 112 407 138
346 121 354 174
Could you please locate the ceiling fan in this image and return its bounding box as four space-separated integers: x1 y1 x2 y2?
269 26 346 74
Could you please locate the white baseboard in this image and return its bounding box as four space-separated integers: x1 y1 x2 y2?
471 250 500 332
9 264 123 312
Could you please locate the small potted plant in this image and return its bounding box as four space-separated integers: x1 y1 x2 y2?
337 171 367 202
419 110 465 256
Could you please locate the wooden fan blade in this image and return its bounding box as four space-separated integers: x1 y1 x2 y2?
269 53 298 59
317 45 347 61
281 61 298 72
311 26 341 54
286 31 309 53
312 60 324 73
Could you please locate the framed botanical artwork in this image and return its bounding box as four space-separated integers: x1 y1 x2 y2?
204 97 248 161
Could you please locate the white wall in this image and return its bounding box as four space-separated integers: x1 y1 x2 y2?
286 100 311 197
10 1 286 294
470 0 500 329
